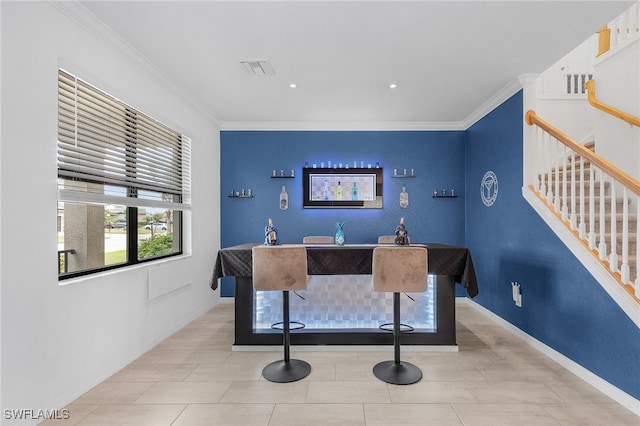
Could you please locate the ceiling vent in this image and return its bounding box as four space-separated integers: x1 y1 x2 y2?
240 60 275 76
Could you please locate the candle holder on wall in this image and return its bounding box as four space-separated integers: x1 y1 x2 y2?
392 168 416 178
432 189 458 198
229 188 254 198
271 169 295 178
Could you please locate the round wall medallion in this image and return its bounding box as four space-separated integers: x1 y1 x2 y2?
481 171 498 206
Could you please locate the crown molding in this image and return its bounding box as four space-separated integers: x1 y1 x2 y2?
49 0 222 128
460 76 529 129
51 1 536 133
221 77 535 131
220 121 467 131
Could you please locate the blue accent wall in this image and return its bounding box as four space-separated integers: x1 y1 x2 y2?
465 91 640 400
220 130 466 296
219 93 640 400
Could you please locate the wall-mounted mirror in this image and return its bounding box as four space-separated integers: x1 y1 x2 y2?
302 167 383 208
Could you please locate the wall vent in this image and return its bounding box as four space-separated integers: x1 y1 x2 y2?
240 60 275 76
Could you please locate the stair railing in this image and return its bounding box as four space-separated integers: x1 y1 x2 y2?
525 110 640 300
584 80 640 127
597 1 640 56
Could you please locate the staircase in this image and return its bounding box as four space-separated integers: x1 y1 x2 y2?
537 141 637 284
522 2 640 325
525 110 640 328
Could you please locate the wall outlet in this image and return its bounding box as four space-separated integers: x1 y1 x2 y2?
511 281 522 307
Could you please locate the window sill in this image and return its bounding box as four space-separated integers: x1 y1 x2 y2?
58 253 193 286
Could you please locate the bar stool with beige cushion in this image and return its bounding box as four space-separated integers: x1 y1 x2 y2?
377 235 396 244
303 236 334 244
252 245 312 382
371 246 428 385
378 235 411 244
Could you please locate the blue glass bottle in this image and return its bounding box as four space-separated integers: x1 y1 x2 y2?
335 222 345 246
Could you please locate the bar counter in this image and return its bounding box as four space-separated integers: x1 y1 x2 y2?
210 243 478 346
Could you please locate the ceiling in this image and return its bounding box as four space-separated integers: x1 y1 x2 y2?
79 1 634 129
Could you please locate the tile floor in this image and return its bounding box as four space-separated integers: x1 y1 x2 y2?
42 301 639 425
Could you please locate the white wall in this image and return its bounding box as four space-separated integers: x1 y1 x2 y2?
592 35 640 180
535 34 598 144
0 2 221 423
535 97 595 143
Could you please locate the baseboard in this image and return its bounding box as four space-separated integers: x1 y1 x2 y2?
459 297 640 416
232 344 458 352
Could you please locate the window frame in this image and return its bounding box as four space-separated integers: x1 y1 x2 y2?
57 70 190 280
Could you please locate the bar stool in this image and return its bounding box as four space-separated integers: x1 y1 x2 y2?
371 246 428 385
378 235 411 244
303 236 334 244
377 235 396 244
252 245 311 382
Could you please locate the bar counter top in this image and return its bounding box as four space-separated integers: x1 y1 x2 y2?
210 242 478 298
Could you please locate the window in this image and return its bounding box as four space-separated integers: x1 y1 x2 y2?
57 70 190 279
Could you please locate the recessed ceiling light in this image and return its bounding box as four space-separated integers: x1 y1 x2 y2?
389 83 398 89
289 83 297 89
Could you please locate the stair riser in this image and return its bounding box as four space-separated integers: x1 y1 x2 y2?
589 222 638 235
604 241 637 256
540 171 594 180
563 201 628 213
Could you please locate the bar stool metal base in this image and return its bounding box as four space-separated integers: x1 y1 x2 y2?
373 360 422 385
262 359 311 383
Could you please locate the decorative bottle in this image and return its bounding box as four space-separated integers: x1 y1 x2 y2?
336 181 343 200
335 222 345 246
395 217 409 246
351 182 358 200
400 186 409 208
279 185 288 210
323 179 330 200
264 218 279 245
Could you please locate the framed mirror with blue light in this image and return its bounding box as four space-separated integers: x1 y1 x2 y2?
302 167 383 208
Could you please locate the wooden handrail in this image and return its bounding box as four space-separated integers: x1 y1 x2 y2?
596 25 611 57
584 79 640 127
525 110 640 196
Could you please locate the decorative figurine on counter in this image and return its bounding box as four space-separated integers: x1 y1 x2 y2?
395 217 410 246
335 222 346 246
264 218 280 246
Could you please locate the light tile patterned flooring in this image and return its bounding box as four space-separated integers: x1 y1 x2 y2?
42 301 639 425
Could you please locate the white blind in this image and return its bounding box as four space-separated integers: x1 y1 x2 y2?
57 70 188 200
